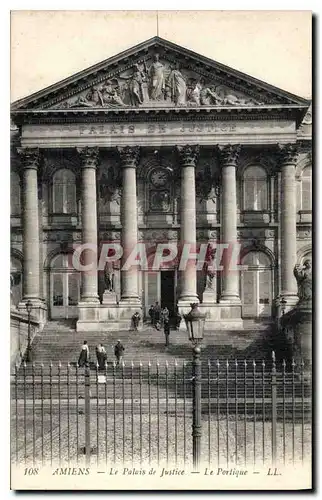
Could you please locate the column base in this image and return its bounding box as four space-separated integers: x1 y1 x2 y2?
76 301 143 332
219 294 241 304
80 295 100 304
102 291 117 305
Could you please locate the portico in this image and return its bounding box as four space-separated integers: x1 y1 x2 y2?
11 36 311 333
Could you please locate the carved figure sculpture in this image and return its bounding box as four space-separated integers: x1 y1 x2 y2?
294 259 312 302
167 64 187 105
148 54 165 100
74 86 104 107
128 64 146 105
100 81 125 107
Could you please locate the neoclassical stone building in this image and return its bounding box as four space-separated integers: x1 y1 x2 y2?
10 37 312 332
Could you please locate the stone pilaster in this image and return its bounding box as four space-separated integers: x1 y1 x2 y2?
77 147 100 303
177 145 200 305
118 146 141 304
218 144 241 303
278 144 299 307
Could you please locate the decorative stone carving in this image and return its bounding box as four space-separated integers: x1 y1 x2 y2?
166 63 187 105
278 144 298 165
100 167 122 204
297 228 312 239
51 52 265 110
148 54 166 100
177 145 200 166
149 190 171 212
218 144 241 166
117 146 140 168
104 263 115 292
294 260 312 302
196 164 220 202
17 147 40 169
77 147 100 168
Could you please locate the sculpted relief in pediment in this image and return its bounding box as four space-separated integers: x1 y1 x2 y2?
54 54 263 110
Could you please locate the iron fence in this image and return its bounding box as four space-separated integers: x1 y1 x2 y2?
11 353 311 469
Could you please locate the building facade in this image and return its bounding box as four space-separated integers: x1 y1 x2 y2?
10 37 312 332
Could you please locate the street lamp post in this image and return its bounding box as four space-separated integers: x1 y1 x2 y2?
25 300 33 362
183 303 206 471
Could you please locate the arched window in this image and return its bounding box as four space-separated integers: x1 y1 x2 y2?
52 169 76 214
243 166 268 211
301 166 312 210
10 172 21 215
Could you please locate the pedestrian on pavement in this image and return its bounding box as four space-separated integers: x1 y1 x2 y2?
95 343 107 370
114 340 125 366
78 340 89 367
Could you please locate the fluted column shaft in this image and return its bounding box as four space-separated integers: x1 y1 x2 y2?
279 144 298 301
18 148 41 302
78 147 99 303
219 145 241 302
178 145 199 303
118 146 140 302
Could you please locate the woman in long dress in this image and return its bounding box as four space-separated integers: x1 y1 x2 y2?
148 54 165 100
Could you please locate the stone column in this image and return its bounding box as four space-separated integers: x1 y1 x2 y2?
218 145 241 303
177 145 199 304
77 147 100 303
118 146 141 304
18 148 41 304
279 144 298 305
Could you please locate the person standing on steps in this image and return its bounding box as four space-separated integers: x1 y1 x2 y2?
114 340 125 366
154 301 161 330
148 304 155 326
78 340 89 368
132 311 141 331
162 307 171 346
95 343 107 370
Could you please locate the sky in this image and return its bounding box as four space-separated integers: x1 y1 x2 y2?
10 10 312 102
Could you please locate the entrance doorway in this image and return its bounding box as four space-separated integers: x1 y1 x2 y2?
50 253 80 319
240 251 273 318
161 270 175 316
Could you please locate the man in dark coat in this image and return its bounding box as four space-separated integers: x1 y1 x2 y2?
114 340 125 366
78 340 89 367
154 301 161 329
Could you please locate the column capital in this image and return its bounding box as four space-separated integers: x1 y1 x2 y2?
217 144 241 167
17 147 41 170
77 147 100 168
278 144 298 165
117 146 140 168
177 145 200 167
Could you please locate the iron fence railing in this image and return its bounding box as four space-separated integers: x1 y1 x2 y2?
11 354 311 469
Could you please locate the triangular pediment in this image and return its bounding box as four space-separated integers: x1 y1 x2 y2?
11 36 309 113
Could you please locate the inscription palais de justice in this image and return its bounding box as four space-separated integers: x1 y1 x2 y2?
75 122 237 136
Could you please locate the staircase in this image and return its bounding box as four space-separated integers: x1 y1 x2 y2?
18 319 281 368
